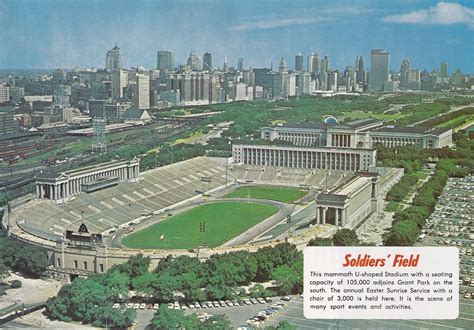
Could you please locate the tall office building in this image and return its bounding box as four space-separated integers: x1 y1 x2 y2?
203 52 213 71
368 49 390 91
223 55 228 73
106 44 122 71
187 52 202 71
440 62 448 78
237 58 244 72
279 57 288 73
355 56 364 84
295 53 304 71
400 59 411 87
111 69 128 100
156 50 174 70
307 52 320 73
320 55 330 73
132 72 150 109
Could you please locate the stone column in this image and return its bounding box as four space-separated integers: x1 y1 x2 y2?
322 207 327 224
65 181 69 198
335 208 339 226
49 185 53 200
36 184 40 198
316 207 321 224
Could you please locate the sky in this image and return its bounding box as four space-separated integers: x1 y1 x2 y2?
0 0 473 73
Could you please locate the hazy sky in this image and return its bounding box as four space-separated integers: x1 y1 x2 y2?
1 0 473 73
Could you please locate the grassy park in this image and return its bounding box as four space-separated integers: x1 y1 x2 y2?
225 186 307 203
121 201 278 249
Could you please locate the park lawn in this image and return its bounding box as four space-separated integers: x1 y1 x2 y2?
437 114 474 129
121 201 278 249
225 186 307 203
337 110 406 122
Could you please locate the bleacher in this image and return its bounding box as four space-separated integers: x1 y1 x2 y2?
12 157 229 240
11 156 354 242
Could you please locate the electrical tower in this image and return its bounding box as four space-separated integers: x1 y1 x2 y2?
92 118 108 153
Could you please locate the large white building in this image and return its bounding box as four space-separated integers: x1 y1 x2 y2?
261 117 452 149
35 158 140 202
232 144 377 171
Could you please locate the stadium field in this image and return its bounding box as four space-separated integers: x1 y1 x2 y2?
225 186 306 203
121 201 278 249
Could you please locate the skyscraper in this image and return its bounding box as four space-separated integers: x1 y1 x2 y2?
237 58 244 72
203 52 213 71
295 53 304 71
355 56 364 84
440 62 448 78
223 55 228 73
156 50 174 71
320 55 329 73
106 44 122 71
111 69 128 100
187 52 202 71
279 57 288 73
368 49 390 91
132 72 150 109
400 59 411 87
307 52 321 73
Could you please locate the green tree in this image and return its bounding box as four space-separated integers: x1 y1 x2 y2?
384 220 419 246
131 272 159 297
333 229 360 246
110 253 150 285
307 237 333 246
149 306 199 329
271 253 303 294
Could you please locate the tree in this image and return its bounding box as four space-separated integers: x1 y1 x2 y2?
131 272 159 297
149 306 199 329
201 314 233 329
111 253 151 281
333 229 360 246
307 237 332 246
271 253 303 295
154 271 181 302
0 233 49 277
384 220 419 246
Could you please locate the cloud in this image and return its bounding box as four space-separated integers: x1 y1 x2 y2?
228 17 331 31
383 2 474 28
228 4 376 31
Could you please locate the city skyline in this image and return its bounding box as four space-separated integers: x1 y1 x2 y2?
0 0 473 72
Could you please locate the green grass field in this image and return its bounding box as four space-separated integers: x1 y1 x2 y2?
225 186 307 203
121 201 278 249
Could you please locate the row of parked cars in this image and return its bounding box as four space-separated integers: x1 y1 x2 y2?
113 302 159 310
246 298 291 327
418 176 474 299
168 297 275 310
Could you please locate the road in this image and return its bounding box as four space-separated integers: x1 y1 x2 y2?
265 296 474 329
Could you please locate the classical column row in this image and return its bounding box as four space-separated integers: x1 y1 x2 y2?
316 206 346 226
242 147 361 171
36 164 140 200
331 134 352 147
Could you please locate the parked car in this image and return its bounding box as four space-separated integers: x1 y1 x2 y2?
153 303 159 310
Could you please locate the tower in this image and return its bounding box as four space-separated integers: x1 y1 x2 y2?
368 49 390 91
92 118 107 153
295 53 304 71
203 52 213 71
279 57 287 73
223 54 228 73
237 57 244 72
400 59 411 87
106 44 122 71
157 50 174 70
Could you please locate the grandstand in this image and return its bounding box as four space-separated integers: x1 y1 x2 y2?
9 156 352 243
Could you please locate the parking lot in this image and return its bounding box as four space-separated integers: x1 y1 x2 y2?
417 175 474 300
118 296 294 329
